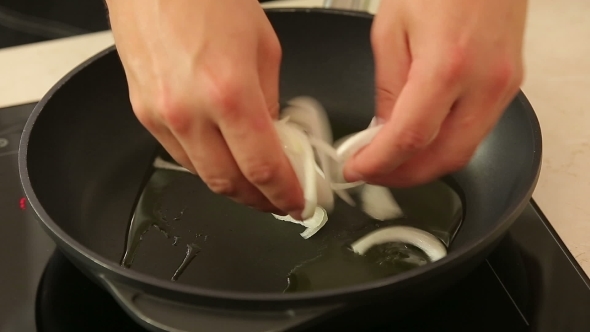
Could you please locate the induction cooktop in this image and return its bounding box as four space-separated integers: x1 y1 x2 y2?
1 102 590 332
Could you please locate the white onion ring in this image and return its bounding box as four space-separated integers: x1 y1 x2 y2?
350 226 447 262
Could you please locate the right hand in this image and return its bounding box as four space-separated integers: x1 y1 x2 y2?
105 0 305 219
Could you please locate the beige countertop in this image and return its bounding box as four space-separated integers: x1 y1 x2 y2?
1 0 588 274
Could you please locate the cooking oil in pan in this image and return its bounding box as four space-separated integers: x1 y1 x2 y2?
172 243 201 281
122 154 463 290
121 167 202 282
284 242 430 293
285 179 463 293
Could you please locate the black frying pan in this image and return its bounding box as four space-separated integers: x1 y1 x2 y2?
19 7 542 332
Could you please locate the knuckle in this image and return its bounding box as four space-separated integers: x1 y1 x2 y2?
129 92 147 115
132 104 157 131
129 93 152 125
243 162 279 186
480 59 524 103
436 46 470 84
156 91 192 134
204 177 237 196
203 72 242 118
490 60 517 92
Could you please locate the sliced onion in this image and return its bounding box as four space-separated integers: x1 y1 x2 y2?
272 213 306 226
307 135 340 164
284 97 333 144
274 122 318 220
331 181 365 191
360 184 404 221
336 124 383 163
314 164 334 212
334 189 356 206
368 116 384 128
350 226 447 262
272 207 328 239
307 134 360 206
300 208 328 239
153 157 191 173
272 99 406 239
283 97 334 185
330 119 383 198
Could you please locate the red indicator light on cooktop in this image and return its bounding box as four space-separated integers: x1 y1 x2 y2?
19 197 26 211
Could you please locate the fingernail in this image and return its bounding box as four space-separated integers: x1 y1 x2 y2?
288 210 304 221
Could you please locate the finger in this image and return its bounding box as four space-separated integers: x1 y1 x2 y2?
257 34 282 120
190 126 279 212
368 78 517 187
371 12 411 120
344 62 462 182
213 77 305 219
166 111 280 213
134 108 197 173
154 127 196 173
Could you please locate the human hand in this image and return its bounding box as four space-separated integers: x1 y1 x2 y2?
105 0 304 218
344 0 527 187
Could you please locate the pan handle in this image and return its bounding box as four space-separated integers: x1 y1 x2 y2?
99 275 345 332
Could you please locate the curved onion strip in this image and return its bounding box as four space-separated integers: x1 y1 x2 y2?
274 122 307 196
336 124 383 162
307 136 364 191
368 116 384 128
307 136 341 163
153 157 191 173
334 189 356 206
272 213 305 226
308 139 364 185
314 164 334 212
284 98 333 187
278 115 291 124
272 207 328 239
279 124 319 220
350 226 447 262
300 208 328 239
307 135 343 199
287 96 333 144
360 185 404 221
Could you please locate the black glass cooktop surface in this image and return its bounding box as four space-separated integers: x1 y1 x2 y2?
1 102 590 332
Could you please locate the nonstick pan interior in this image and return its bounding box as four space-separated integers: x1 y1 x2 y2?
21 10 541 299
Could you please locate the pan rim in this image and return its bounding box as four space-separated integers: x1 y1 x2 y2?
18 7 543 309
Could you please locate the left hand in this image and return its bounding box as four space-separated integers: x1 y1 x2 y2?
344 0 528 187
